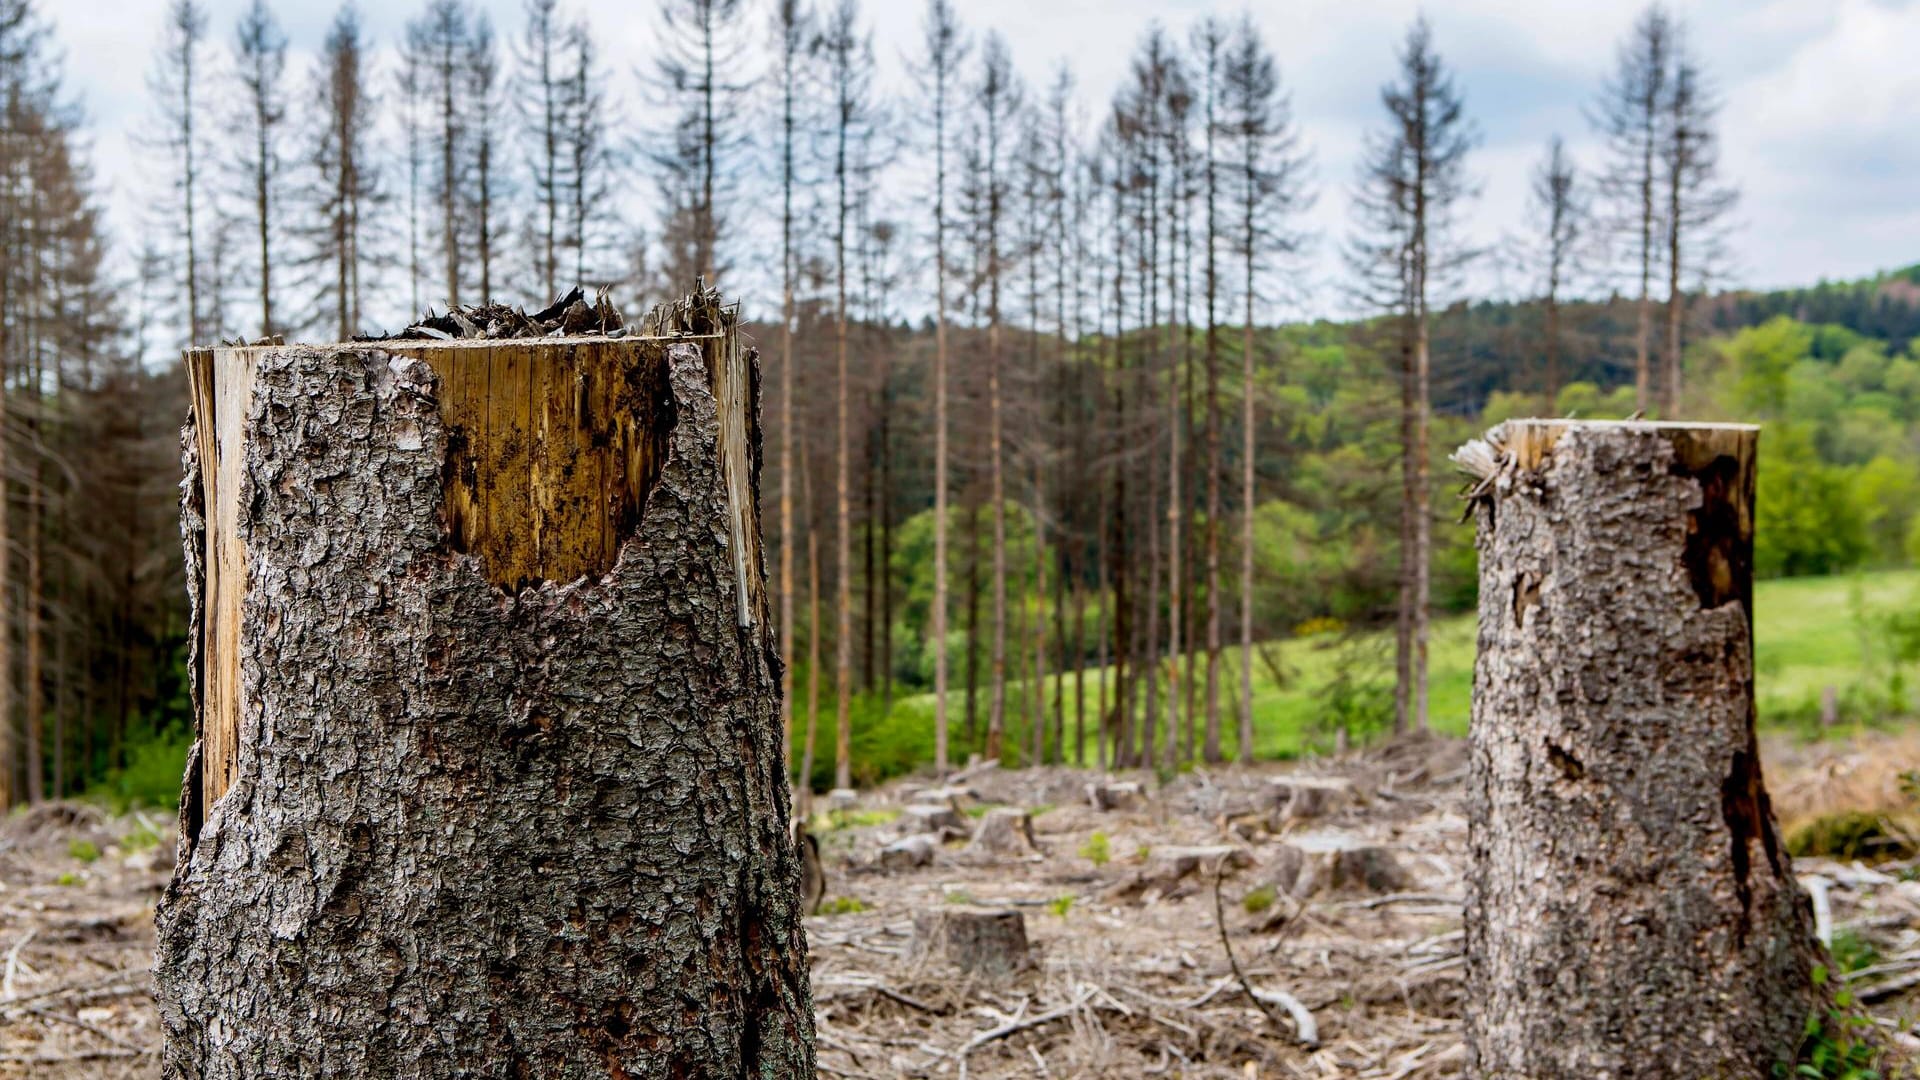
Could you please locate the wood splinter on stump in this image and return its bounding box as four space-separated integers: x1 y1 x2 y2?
156 286 815 1078
1456 419 1820 1078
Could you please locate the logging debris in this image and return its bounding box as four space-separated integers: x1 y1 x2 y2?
11 731 1920 1078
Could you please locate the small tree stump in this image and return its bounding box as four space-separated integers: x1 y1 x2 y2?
965 808 1040 857
1459 420 1818 1076
1104 845 1253 903
879 834 938 871
909 785 973 809
908 908 1030 978
1267 837 1411 898
898 804 967 836
1267 777 1354 823
1086 780 1146 812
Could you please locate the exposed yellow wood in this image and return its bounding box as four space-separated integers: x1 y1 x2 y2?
400 339 672 592
1500 418 1758 473
186 347 256 810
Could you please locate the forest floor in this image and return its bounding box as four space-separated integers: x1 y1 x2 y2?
2 730 1920 1078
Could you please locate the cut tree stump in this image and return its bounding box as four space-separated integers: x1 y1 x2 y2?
1104 845 1254 903
965 808 1041 857
908 908 1030 978
879 834 938 871
908 785 973 809
1265 836 1411 899
1086 780 1146 812
1267 777 1354 823
1457 420 1818 1077
898 803 967 836
155 288 815 1079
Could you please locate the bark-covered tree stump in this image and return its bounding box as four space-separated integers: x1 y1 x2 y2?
964 807 1040 857
908 908 1030 978
156 292 815 1078
1458 420 1819 1078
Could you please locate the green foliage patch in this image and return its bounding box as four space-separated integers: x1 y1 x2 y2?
1787 812 1914 862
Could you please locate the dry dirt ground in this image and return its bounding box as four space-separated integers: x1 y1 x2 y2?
3 731 1919 1078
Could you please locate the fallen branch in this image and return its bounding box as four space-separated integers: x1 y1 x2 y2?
0 1048 145 1064
0 970 145 1014
1333 893 1462 911
960 990 1095 1055
2 928 37 998
29 1005 146 1052
1214 861 1318 1046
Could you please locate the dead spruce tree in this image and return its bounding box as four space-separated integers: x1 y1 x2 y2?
1457 419 1820 1078
156 286 815 1078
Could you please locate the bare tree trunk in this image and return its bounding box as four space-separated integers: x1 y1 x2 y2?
1664 171 1684 416
931 153 951 777
1463 419 1817 1077
1411 298 1431 731
1237 253 1255 765
23 455 42 805
1394 316 1414 735
987 315 1006 760
800 427 821 818
833 93 854 792
777 26 797 779
160 305 813 1077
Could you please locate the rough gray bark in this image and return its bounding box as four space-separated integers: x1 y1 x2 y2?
1460 419 1818 1078
159 310 814 1077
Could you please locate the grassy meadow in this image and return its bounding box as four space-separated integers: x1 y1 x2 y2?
802 569 1920 787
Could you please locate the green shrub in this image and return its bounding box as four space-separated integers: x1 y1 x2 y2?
1047 895 1074 918
1776 972 1883 1080
816 807 898 832
68 839 100 864
818 896 868 916
1079 831 1110 866
87 722 192 812
1243 885 1277 914
1829 929 1880 976
55 872 78 887
1787 811 1914 861
121 823 162 854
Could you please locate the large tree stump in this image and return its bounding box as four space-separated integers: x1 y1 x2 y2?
156 291 815 1078
1459 420 1818 1077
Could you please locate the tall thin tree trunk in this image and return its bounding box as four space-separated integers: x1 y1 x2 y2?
834 125 853 791
931 145 951 776
799 433 820 816
965 501 980 749
1237 262 1255 765
777 25 797 778
1664 161 1684 416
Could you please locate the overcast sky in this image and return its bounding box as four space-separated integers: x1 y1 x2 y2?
41 0 1920 322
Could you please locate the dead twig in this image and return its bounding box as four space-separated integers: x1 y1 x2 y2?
1215 861 1318 1047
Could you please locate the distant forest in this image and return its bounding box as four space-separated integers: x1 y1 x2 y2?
0 0 1916 803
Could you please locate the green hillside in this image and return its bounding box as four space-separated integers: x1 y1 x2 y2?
812 569 1920 784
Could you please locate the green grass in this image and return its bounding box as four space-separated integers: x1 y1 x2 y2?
795 568 1920 787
